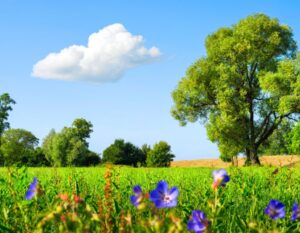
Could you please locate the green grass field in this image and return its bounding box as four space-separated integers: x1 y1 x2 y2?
1 166 300 232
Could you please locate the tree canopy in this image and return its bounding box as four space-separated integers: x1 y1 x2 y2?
42 118 100 167
0 93 16 142
102 139 146 166
286 122 300 154
146 141 175 167
259 120 292 155
0 128 39 166
171 14 300 165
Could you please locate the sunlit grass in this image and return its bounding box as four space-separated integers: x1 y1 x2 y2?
0 166 300 232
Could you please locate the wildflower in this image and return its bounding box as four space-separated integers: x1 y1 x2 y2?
60 215 66 223
25 177 38 200
212 169 230 189
187 210 210 233
291 202 300 221
130 185 144 208
264 200 285 220
73 194 83 203
59 193 69 201
149 180 179 208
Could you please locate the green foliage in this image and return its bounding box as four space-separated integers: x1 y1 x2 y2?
0 93 16 141
102 139 145 166
146 141 175 167
1 167 300 232
29 147 51 167
71 118 93 145
287 122 300 154
259 120 292 155
42 129 56 165
76 150 101 166
141 143 151 159
42 119 99 167
0 128 39 166
171 13 299 164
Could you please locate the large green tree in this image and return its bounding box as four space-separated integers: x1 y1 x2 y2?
171 14 299 165
0 128 38 166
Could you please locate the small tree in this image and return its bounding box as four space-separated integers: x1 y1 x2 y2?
102 139 145 166
78 151 101 166
0 93 16 146
42 118 97 167
146 141 175 167
0 128 38 166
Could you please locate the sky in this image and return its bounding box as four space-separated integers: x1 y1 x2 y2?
0 1 299 160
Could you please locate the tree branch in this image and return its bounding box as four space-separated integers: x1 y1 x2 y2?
250 63 258 80
286 115 299 122
255 113 292 147
255 111 273 139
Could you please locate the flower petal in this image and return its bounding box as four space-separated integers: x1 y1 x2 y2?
222 174 230 183
133 185 142 194
130 195 138 206
264 206 271 215
187 219 205 232
149 189 162 201
168 187 179 200
276 209 285 219
25 190 35 200
167 199 177 208
156 180 168 194
154 199 165 208
292 203 299 212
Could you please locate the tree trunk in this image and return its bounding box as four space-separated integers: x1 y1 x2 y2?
250 147 260 165
245 148 251 165
245 147 260 165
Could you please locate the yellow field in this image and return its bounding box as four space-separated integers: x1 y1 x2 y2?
171 155 300 168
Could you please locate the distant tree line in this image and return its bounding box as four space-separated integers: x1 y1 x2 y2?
102 139 175 167
0 93 175 167
0 92 298 167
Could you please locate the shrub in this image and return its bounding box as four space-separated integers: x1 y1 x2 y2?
146 141 175 167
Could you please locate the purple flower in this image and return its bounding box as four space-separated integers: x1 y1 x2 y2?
291 202 300 221
187 210 210 233
212 169 230 189
130 185 143 208
25 177 38 200
149 180 179 208
264 200 285 220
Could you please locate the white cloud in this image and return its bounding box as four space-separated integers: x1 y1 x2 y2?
32 24 161 83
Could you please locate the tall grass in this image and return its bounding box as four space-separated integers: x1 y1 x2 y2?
0 165 300 232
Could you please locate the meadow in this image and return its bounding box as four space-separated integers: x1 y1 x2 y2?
0 165 300 232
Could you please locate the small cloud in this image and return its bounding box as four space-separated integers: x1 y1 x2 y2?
32 23 161 83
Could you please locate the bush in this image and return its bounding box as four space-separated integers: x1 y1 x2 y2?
102 139 145 166
146 141 175 167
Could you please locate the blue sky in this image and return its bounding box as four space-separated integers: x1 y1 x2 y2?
0 1 299 160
